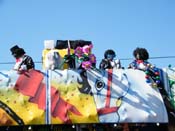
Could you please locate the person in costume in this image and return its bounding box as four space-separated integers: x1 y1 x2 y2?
128 47 161 86
10 45 35 71
128 47 150 70
99 49 121 70
127 47 169 131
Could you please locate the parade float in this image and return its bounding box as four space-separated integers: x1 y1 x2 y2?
0 40 174 130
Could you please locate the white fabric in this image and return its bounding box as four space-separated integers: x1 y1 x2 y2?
44 50 62 70
87 69 168 123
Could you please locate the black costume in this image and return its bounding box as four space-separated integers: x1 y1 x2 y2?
10 45 35 70
99 49 121 70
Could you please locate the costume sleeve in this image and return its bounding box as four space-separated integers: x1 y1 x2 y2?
23 55 35 70
128 61 136 69
99 59 109 70
114 59 121 69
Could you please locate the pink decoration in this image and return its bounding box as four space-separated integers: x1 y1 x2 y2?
75 47 83 58
82 61 92 69
89 54 96 64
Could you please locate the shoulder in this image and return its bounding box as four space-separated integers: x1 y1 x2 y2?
128 60 137 68
23 55 33 60
114 59 120 63
100 59 108 63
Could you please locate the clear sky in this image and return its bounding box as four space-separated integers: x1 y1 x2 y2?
0 0 175 70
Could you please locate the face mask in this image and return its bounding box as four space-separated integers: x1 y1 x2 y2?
107 54 115 60
12 53 21 59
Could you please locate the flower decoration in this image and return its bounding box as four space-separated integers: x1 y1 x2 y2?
89 44 93 49
75 47 83 58
89 54 96 64
82 61 92 70
82 45 91 55
73 44 96 70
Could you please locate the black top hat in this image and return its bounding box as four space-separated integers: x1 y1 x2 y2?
10 45 20 54
10 45 25 58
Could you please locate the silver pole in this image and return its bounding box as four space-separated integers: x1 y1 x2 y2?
45 69 51 124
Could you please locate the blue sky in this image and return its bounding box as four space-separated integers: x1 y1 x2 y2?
0 0 175 70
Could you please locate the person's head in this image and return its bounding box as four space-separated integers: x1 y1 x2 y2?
10 45 25 59
133 47 149 60
104 49 116 60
